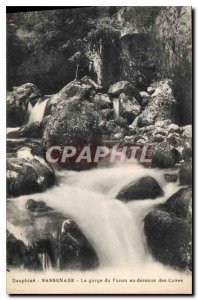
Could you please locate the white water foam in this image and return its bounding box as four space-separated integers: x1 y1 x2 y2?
7 162 180 270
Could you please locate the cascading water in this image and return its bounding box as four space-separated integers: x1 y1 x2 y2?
92 51 103 85
28 98 49 124
38 253 53 272
113 98 120 119
7 162 180 270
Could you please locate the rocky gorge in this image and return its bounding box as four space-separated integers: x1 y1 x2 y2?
7 7 192 275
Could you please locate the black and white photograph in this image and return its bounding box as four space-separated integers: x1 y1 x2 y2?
5 5 192 294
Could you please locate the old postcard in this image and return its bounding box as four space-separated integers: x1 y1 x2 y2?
6 6 192 294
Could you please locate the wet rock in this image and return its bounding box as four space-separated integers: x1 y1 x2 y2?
54 79 93 101
23 246 43 270
168 123 180 133
26 199 52 213
119 93 141 123
153 127 167 136
163 187 192 223
7 139 43 157
153 134 165 143
182 125 192 140
42 96 102 151
59 219 99 270
167 132 182 147
155 119 172 128
7 121 43 139
100 108 114 121
105 120 126 136
108 81 142 102
138 80 177 127
164 173 178 183
114 132 124 139
7 83 41 127
44 95 58 116
114 117 128 128
181 125 192 160
128 127 137 137
144 210 192 270
179 161 192 185
92 93 111 110
80 76 102 91
7 230 27 268
138 125 155 134
147 86 155 95
134 135 148 144
116 176 164 201
152 141 180 168
7 147 56 197
44 80 93 117
140 91 151 107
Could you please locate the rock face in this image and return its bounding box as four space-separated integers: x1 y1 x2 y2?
137 80 177 127
144 210 192 270
7 83 41 127
7 147 56 197
116 176 164 201
155 6 192 124
7 121 43 139
179 161 192 185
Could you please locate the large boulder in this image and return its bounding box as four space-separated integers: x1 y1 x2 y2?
152 141 180 168
137 80 177 127
162 187 192 223
116 176 164 201
7 121 43 139
44 79 94 117
59 218 99 270
108 80 142 103
7 147 56 197
92 93 112 110
179 161 192 185
119 93 141 123
43 96 102 151
7 83 41 127
144 210 192 270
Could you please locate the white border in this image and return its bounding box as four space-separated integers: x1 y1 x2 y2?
0 1 197 299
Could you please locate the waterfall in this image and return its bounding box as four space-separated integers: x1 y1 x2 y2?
28 98 49 124
131 115 140 127
7 163 180 270
113 98 120 119
92 51 102 85
38 253 53 272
